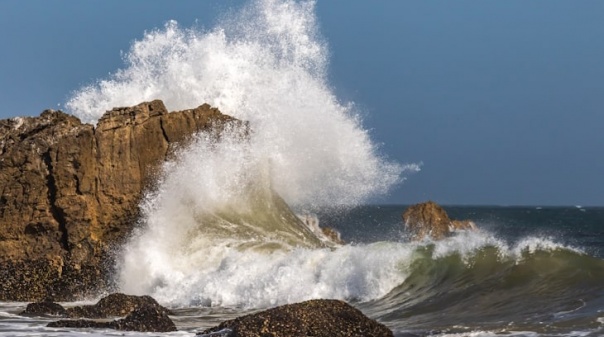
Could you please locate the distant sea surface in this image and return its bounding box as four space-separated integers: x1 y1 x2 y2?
1 205 603 337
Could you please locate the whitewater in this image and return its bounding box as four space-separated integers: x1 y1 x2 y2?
65 0 418 308
2 0 604 336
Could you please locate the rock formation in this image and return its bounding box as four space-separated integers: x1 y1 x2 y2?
321 227 344 245
24 293 177 332
21 292 171 318
198 299 394 337
402 201 476 240
0 100 241 301
68 293 171 318
47 305 176 332
20 301 68 317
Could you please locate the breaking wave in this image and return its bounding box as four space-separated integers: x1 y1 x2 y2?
66 0 419 305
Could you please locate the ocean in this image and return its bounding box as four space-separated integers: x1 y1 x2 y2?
1 205 603 336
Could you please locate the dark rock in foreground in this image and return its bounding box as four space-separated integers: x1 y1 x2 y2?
402 201 476 240
33 293 177 333
21 293 171 318
66 293 171 318
21 301 68 317
47 305 176 333
0 100 242 301
199 299 393 337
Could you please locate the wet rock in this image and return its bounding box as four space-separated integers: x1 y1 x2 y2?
21 293 171 319
47 305 176 332
110 303 177 332
402 201 477 240
199 299 393 337
20 301 68 317
43 293 176 332
300 214 344 246
0 100 242 301
66 293 172 318
321 226 344 245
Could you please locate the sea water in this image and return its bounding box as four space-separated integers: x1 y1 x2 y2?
2 206 604 336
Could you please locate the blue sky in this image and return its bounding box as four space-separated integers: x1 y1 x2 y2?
1 0 602 206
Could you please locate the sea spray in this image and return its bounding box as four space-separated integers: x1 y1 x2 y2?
66 0 419 305
67 0 415 207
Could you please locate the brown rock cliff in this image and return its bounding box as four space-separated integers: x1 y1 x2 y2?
0 100 241 301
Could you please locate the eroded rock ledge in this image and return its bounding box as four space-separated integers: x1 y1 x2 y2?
0 100 241 301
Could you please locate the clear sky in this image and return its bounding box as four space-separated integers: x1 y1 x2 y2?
1 0 602 206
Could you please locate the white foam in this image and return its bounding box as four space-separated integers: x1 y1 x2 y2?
120 241 414 308
415 229 584 265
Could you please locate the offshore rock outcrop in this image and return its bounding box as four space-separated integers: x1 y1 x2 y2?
402 201 476 240
0 100 241 301
199 299 394 337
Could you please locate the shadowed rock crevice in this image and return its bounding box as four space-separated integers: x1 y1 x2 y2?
42 150 70 252
159 117 171 144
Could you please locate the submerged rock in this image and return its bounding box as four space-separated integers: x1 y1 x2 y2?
0 100 242 301
402 201 476 240
199 299 393 337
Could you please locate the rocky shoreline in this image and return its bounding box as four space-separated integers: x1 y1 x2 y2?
20 293 392 336
0 101 396 335
0 100 242 301
0 101 477 336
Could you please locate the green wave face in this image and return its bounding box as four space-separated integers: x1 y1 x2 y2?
369 242 604 333
186 181 324 252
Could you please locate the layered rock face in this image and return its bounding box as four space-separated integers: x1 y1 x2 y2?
0 100 240 301
402 201 476 240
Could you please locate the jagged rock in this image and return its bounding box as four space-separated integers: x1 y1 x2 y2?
0 100 242 301
66 293 171 318
47 305 176 332
31 293 177 333
321 227 344 245
402 201 477 240
198 299 393 337
22 293 171 319
20 301 68 317
299 214 344 246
